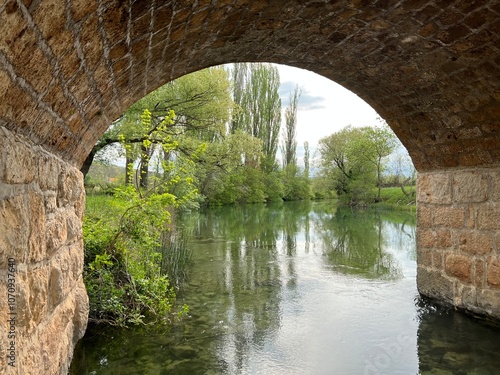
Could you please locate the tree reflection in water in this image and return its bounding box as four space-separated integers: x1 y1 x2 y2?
71 201 500 375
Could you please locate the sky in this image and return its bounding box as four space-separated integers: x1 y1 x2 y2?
275 64 382 162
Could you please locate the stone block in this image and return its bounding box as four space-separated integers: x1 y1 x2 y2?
417 266 454 304
0 194 29 268
37 153 61 191
38 291 74 374
445 253 472 284
43 192 57 215
45 212 67 256
477 289 500 320
28 191 46 263
66 211 82 244
57 166 84 209
2 137 36 184
417 247 433 267
417 173 451 204
432 250 443 269
48 265 64 310
417 205 432 228
49 246 81 305
433 206 465 228
453 170 488 203
491 172 500 202
69 242 84 282
475 259 484 287
26 267 49 329
14 271 31 330
462 285 477 308
477 203 500 230
487 257 500 288
418 228 452 249
72 277 89 342
459 230 493 255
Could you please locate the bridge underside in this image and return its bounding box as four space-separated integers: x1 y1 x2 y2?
0 0 499 373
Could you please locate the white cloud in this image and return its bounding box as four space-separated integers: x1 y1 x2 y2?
280 81 327 111
276 64 381 149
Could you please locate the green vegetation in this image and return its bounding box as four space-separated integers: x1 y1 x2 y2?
82 63 417 327
83 110 194 326
316 124 415 206
84 189 191 326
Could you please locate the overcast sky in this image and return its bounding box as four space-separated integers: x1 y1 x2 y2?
275 64 382 163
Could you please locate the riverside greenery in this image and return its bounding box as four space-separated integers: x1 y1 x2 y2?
83 109 193 327
82 65 416 327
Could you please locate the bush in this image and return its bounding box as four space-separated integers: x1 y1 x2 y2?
83 190 189 327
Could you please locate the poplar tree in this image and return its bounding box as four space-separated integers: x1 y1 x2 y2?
231 63 281 171
282 85 300 168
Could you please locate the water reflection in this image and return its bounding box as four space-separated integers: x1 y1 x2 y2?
71 201 500 374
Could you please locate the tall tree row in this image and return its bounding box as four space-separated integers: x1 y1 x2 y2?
231 63 282 171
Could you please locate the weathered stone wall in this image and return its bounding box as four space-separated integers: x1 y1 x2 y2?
417 168 500 319
0 126 88 374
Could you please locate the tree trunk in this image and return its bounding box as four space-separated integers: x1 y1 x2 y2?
125 154 134 185
80 148 96 178
139 144 150 188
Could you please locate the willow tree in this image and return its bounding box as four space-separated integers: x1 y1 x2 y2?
231 63 281 171
350 125 397 202
82 66 233 187
318 125 397 205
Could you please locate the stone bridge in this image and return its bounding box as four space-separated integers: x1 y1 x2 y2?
0 0 499 373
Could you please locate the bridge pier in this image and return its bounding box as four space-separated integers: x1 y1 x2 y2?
0 127 88 374
417 169 500 319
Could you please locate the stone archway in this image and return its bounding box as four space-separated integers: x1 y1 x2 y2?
0 1 499 373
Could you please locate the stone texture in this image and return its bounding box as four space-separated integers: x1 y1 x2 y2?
417 267 454 305
418 228 452 249
477 203 500 230
445 253 472 284
417 173 451 204
491 172 500 202
417 168 500 322
433 206 465 228
0 0 496 171
453 171 488 203
2 137 36 184
477 289 500 320
0 127 87 375
459 231 493 255
487 257 500 288
0 194 29 268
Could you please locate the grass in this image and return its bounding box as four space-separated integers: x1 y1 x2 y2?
376 186 416 212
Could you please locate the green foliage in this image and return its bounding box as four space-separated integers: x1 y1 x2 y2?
83 195 170 326
83 147 197 326
281 165 312 201
231 63 282 170
318 125 398 206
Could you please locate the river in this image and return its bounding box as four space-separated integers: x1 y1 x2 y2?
70 201 500 374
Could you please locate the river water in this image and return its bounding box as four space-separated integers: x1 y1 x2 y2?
70 201 500 374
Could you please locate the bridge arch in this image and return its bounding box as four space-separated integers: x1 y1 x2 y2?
0 0 499 373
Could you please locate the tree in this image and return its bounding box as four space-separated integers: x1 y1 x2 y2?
81 67 233 182
318 126 376 205
350 125 397 202
304 141 310 179
231 63 281 171
282 85 300 168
